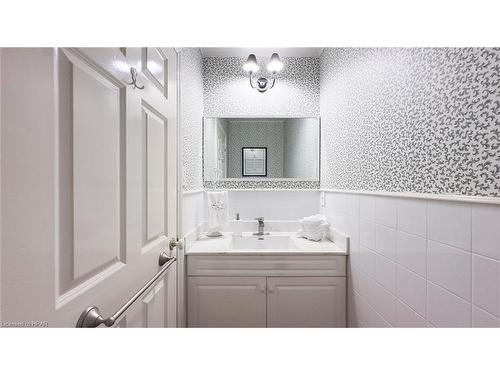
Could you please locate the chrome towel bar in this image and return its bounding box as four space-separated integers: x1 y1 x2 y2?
76 252 176 328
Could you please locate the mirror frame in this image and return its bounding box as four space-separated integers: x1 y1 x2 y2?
202 116 321 184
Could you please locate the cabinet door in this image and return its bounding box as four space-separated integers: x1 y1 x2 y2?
188 276 266 327
267 277 346 327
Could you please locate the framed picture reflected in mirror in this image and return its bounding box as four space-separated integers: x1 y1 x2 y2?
242 147 267 177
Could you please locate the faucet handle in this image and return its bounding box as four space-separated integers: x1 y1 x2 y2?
254 217 264 223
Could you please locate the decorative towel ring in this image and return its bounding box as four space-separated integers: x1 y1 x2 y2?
126 67 144 90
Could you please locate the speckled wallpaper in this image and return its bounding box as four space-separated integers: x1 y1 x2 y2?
203 56 320 117
180 48 204 191
320 48 500 196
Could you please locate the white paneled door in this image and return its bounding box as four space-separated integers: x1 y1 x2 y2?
0 48 179 327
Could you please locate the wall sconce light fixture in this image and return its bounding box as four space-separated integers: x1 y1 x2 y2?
243 53 283 93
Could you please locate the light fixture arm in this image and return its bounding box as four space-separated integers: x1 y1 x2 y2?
249 72 256 89
268 74 276 90
248 72 277 93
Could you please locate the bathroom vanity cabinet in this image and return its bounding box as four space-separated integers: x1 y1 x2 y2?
187 255 346 327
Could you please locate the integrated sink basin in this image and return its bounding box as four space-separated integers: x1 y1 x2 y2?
186 230 348 255
230 234 298 251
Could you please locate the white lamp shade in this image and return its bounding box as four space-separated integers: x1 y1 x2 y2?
243 54 260 73
267 53 283 73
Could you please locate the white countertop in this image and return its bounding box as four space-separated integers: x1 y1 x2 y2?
186 232 348 255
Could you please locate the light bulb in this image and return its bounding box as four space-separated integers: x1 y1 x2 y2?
267 53 283 74
243 54 259 73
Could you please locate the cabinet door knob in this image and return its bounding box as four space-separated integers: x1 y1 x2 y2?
268 286 275 293
259 285 266 293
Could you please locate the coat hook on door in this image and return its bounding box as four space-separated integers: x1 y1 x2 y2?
126 67 144 90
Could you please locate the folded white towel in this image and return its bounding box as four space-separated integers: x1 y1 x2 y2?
301 214 327 224
297 214 330 241
207 191 229 231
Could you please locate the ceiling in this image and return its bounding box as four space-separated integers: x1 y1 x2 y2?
200 48 324 58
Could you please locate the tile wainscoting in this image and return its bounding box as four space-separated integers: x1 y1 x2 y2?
321 190 500 327
183 188 500 327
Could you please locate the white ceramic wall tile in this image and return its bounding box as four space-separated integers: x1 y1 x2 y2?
353 291 390 327
349 245 363 270
330 215 348 235
346 217 359 251
428 200 471 251
348 264 361 291
358 273 378 309
472 254 500 317
327 192 348 218
397 231 426 277
396 300 428 328
347 284 360 328
375 253 397 294
347 194 360 218
375 224 397 261
182 191 205 236
427 282 471 327
359 195 375 222
334 191 500 328
427 240 471 300
373 282 397 326
375 196 397 228
396 265 426 316
227 220 301 233
472 306 500 327
472 204 500 261
350 265 370 300
397 198 427 237
360 220 376 250
359 245 377 278
228 190 320 221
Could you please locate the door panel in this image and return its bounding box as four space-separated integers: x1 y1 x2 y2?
57 49 125 296
142 102 167 243
188 276 267 327
267 277 346 327
58 49 126 285
141 47 168 97
0 47 178 327
121 266 176 328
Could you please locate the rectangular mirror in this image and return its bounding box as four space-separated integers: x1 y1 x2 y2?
203 117 320 182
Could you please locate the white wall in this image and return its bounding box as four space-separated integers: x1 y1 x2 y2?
321 191 500 327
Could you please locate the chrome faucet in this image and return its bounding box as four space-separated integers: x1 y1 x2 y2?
253 217 269 236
